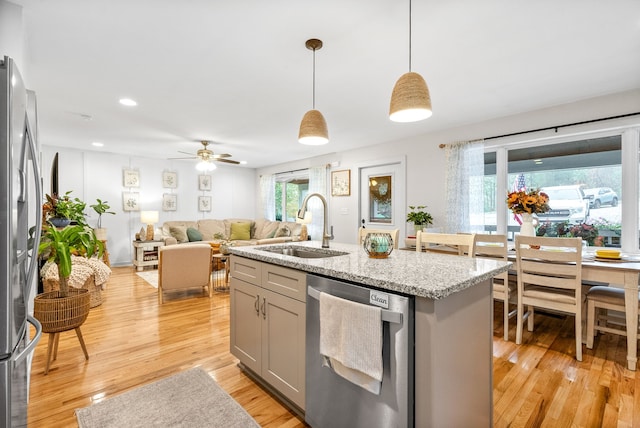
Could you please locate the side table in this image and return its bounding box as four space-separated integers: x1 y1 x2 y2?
132 240 164 272
212 253 230 291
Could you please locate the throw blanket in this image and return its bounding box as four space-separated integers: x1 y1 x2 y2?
41 256 112 289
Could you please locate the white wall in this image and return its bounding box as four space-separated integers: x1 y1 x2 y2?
257 89 640 246
41 146 256 266
0 1 27 78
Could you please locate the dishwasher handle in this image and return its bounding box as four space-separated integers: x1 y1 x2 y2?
307 286 403 325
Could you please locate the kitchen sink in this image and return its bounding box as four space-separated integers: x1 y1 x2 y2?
259 246 348 259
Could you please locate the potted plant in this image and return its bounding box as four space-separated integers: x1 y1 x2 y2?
35 224 103 373
43 191 88 228
90 198 115 241
406 205 433 234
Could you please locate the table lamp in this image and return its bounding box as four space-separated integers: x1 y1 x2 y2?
140 211 159 241
296 211 312 241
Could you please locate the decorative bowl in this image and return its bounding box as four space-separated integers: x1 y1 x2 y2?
363 233 394 259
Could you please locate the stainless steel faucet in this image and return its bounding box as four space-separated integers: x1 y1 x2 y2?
298 192 333 248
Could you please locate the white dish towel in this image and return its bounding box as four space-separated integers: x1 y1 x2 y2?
319 291 383 394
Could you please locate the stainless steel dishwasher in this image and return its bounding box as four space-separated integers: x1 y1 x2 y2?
305 274 414 428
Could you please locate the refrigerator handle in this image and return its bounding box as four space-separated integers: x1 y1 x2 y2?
24 115 42 293
13 316 42 365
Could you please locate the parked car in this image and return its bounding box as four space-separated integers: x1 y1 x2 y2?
584 187 618 209
537 185 590 224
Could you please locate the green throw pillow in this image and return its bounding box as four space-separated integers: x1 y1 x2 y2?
267 227 277 239
229 222 251 241
169 226 188 243
186 227 203 242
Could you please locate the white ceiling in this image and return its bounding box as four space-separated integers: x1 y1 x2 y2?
12 0 640 168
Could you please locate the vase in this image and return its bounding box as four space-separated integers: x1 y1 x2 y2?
414 224 423 235
520 213 536 237
49 217 71 228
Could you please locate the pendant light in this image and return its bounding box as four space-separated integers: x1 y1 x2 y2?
389 0 432 122
299 38 329 145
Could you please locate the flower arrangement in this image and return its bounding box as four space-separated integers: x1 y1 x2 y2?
43 191 88 227
506 188 550 214
536 221 600 246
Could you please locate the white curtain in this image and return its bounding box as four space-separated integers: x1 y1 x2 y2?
444 140 485 233
258 174 275 220
307 165 328 240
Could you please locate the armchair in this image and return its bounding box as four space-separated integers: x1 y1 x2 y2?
158 244 213 304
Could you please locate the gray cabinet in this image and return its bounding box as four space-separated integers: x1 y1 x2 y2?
230 256 306 410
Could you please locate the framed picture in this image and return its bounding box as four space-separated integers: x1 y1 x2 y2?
123 169 140 187
122 192 140 211
198 174 212 191
198 196 212 212
162 171 178 188
162 193 177 211
331 170 351 196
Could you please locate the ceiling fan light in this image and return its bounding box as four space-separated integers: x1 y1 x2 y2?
298 109 329 145
196 160 217 171
389 71 432 122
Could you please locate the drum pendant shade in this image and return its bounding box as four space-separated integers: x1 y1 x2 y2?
389 72 432 122
299 109 328 145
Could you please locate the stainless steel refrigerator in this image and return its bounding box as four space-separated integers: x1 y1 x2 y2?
1 55 43 427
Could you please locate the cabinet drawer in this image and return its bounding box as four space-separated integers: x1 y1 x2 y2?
230 256 262 286
262 263 307 302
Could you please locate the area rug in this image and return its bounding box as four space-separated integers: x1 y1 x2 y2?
75 368 259 428
136 270 158 288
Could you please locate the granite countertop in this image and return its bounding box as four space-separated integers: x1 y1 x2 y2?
230 241 511 300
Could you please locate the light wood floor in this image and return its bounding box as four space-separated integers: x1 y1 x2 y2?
27 267 640 427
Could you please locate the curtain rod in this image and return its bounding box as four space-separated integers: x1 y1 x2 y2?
438 112 640 149
275 167 309 176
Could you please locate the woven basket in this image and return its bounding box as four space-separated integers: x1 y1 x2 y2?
44 275 102 308
34 289 91 334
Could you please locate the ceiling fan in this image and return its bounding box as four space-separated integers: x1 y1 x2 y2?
171 141 240 165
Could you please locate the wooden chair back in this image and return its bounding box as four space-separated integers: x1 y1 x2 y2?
515 235 583 360
357 227 399 249
415 231 476 257
475 234 513 340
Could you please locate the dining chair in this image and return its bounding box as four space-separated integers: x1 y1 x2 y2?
357 227 400 249
475 234 515 341
158 244 213 304
415 231 476 257
515 235 584 361
586 286 640 351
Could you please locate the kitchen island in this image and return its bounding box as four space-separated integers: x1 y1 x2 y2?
230 241 511 427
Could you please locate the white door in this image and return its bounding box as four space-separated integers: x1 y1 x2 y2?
359 162 406 238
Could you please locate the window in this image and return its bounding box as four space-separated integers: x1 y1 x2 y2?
485 134 627 247
275 172 309 221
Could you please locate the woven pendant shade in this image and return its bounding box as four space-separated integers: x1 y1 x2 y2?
298 109 328 145
389 71 432 122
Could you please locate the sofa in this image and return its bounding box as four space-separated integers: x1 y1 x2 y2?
159 218 303 247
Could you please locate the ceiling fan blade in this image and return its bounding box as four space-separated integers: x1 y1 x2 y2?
169 156 197 160
178 150 196 156
216 158 240 165
211 153 232 159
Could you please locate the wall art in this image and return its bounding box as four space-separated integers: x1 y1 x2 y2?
331 169 351 196
198 196 211 212
122 192 140 211
162 171 178 188
162 193 177 211
198 174 212 191
123 169 140 187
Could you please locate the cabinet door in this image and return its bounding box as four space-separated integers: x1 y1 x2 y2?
229 277 261 374
261 288 306 409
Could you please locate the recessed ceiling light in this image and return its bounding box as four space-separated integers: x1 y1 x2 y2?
92 142 104 147
119 98 137 106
